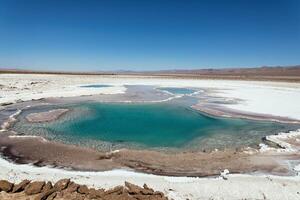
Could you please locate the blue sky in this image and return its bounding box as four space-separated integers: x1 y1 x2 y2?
0 0 299 71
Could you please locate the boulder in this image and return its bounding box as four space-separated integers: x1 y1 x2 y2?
104 186 124 196
53 178 70 191
65 181 79 193
34 188 55 200
142 184 154 195
77 185 89 194
34 182 55 200
125 182 154 195
88 188 105 199
24 181 45 195
133 194 168 200
12 180 30 193
42 181 53 192
45 191 57 200
0 180 13 192
104 193 136 200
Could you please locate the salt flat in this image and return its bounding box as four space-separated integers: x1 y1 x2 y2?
1 73 300 199
1 74 300 120
1 156 300 200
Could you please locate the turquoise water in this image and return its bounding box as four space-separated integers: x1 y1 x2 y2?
12 102 296 150
158 87 196 95
80 84 111 88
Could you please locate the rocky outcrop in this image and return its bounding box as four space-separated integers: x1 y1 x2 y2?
12 180 30 193
0 180 13 192
0 179 168 200
24 181 45 195
53 178 70 191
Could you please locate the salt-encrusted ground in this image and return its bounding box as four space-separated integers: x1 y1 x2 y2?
1 73 300 199
1 74 300 120
1 156 300 200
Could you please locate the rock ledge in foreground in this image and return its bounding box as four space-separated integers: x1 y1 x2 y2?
0 179 168 200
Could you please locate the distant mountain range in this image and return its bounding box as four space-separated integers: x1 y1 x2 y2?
1 65 300 77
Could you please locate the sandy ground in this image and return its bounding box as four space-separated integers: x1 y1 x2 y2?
1 73 300 199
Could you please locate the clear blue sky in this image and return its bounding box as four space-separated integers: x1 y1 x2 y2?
0 0 299 71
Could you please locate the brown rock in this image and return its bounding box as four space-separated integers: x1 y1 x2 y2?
125 182 154 195
34 188 55 200
143 184 154 191
65 181 79 193
153 191 165 197
25 181 45 195
87 188 98 199
42 182 53 192
12 180 30 193
53 178 70 191
77 185 89 194
133 194 167 200
104 186 124 196
0 180 13 192
104 193 136 200
46 191 57 200
88 188 105 199
59 192 85 200
125 181 141 194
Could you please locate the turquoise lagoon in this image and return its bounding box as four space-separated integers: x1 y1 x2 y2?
80 84 111 88
12 101 297 151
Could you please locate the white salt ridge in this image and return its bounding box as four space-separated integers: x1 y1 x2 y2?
0 109 22 132
8 135 48 142
265 129 300 152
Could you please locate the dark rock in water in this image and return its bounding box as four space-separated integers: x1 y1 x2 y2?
0 180 13 192
0 102 13 106
53 178 70 191
262 136 267 142
12 179 30 193
24 181 45 195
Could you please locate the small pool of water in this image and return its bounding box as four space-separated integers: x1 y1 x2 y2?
158 87 196 95
12 102 297 151
80 84 111 88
